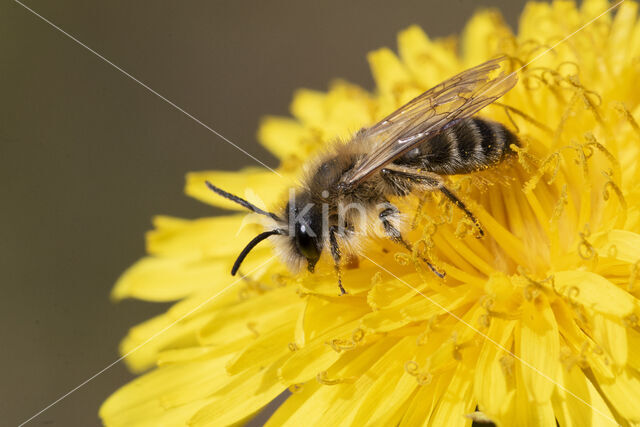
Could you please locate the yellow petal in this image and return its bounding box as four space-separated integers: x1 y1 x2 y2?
428 352 477 427
499 359 556 426
290 88 326 128
111 256 227 302
189 356 287 426
553 270 635 317
366 272 425 310
462 10 509 66
119 310 211 373
348 337 417 425
156 347 218 366
607 1 638 74
551 299 615 380
278 318 362 385
475 318 516 419
517 293 560 403
397 25 460 89
595 368 640 422
552 364 618 427
367 48 412 96
100 355 229 425
226 321 295 375
147 214 262 259
257 116 312 159
291 82 373 142
295 294 371 344
102 398 211 427
591 229 640 264
120 287 240 372
400 369 455 426
276 338 399 426
264 381 320 427
627 326 640 372
592 313 627 367
198 286 301 346
400 285 478 323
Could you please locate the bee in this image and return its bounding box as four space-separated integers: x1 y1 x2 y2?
207 57 518 295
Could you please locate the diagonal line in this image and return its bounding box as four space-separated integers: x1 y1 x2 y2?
517 0 625 72
489 0 625 95
361 254 620 426
18 255 278 427
13 0 283 179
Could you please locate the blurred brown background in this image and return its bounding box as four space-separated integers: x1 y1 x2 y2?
1 0 524 425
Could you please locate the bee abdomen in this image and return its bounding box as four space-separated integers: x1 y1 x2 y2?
401 117 518 175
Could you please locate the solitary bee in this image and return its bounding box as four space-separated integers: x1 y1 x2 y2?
207 57 518 294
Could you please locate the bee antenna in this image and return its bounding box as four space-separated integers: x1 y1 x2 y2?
232 229 284 276
205 181 281 221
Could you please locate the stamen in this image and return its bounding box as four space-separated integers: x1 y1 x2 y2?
272 273 294 288
523 284 540 301
403 361 432 385
567 76 604 126
326 328 365 352
585 133 621 176
578 229 597 261
481 296 521 321
499 354 514 377
556 61 580 79
288 383 304 393
288 342 299 352
602 179 626 208
394 253 411 266
370 271 382 287
553 93 580 147
316 371 356 385
454 218 475 239
623 313 639 330
550 184 569 225
570 143 590 180
560 346 579 371
246 322 259 338
237 273 272 300
523 152 560 192
495 102 552 135
411 194 429 230
614 102 640 140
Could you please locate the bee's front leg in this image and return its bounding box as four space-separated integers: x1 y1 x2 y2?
329 225 347 295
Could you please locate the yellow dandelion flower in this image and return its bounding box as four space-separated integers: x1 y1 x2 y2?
101 1 640 425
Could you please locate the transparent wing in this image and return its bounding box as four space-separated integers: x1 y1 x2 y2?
341 57 518 186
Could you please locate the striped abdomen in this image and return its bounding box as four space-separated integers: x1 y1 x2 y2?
393 118 518 175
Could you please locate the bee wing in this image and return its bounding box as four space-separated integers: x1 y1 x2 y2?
341 57 517 186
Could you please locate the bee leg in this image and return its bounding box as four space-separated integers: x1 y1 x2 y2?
437 185 484 237
379 203 445 278
329 225 346 295
381 167 484 237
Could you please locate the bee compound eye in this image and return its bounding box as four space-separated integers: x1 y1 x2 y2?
295 222 320 263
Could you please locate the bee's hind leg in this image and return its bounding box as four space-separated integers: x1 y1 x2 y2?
381 167 484 237
437 185 484 237
329 225 347 295
379 202 445 278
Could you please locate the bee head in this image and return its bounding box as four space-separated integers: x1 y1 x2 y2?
205 182 326 276
286 192 324 273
